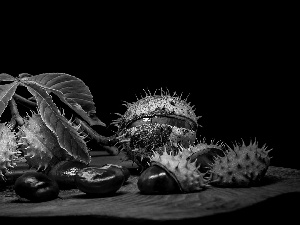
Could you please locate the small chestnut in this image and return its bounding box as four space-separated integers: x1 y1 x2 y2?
75 167 125 195
188 147 225 174
14 171 59 202
47 160 88 189
137 165 180 194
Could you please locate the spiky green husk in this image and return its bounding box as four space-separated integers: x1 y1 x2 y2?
118 123 196 168
17 113 72 171
113 90 200 130
209 140 271 187
151 147 209 193
0 123 19 181
114 89 200 169
181 140 226 174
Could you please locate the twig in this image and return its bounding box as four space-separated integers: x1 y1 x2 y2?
75 118 119 155
13 94 37 109
75 118 117 146
9 98 24 127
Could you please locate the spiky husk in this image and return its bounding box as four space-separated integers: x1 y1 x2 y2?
17 113 72 172
113 90 200 130
209 140 271 187
180 140 226 175
118 123 196 168
0 123 19 181
150 147 209 193
114 89 200 169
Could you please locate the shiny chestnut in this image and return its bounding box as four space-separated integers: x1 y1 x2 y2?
14 171 59 202
137 165 180 194
188 147 225 174
75 167 125 195
47 160 88 189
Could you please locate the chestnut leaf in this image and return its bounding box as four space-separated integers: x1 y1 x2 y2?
0 73 104 165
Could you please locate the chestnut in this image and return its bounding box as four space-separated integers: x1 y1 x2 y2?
75 167 125 195
188 147 225 174
137 165 180 194
14 171 59 202
138 149 209 194
47 160 88 189
99 164 130 182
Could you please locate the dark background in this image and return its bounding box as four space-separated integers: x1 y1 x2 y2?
1 9 298 170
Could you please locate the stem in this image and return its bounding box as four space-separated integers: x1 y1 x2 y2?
9 98 24 127
75 118 119 156
75 118 120 155
13 93 37 109
75 118 117 146
75 118 119 155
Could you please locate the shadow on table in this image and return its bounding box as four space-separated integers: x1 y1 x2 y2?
2 192 299 225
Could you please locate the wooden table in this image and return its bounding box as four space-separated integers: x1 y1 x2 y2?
1 151 300 224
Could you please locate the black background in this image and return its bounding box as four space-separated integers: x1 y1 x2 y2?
1 9 298 170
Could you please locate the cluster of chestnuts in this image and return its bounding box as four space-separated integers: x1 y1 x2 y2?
13 161 130 202
11 88 272 200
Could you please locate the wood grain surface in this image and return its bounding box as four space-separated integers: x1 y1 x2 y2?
1 151 300 224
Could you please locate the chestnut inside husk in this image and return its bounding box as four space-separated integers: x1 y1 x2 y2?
113 92 200 171
137 165 180 194
118 116 197 170
188 147 225 175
